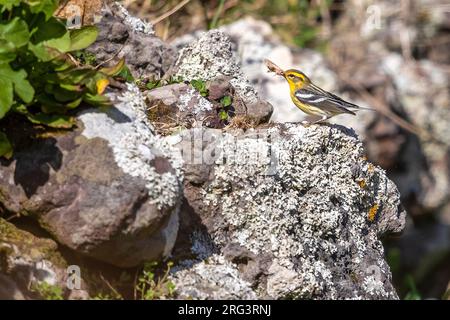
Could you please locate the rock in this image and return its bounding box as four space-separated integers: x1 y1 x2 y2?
169 124 406 299
146 83 217 129
213 17 449 221
0 218 71 299
87 1 176 78
172 30 273 125
171 255 258 300
0 84 183 267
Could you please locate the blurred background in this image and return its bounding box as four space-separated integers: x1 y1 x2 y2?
122 0 450 299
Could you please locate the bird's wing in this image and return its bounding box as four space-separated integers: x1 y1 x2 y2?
294 85 357 115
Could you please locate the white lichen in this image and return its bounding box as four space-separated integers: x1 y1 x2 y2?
178 88 213 114
79 84 183 210
174 30 258 105
112 2 154 35
199 124 404 299
170 254 257 300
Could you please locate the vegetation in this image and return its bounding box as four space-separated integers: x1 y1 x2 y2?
92 261 176 300
190 79 208 97
31 281 64 300
127 0 335 49
135 261 175 300
0 0 125 159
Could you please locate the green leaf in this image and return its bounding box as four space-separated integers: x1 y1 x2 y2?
0 0 21 12
45 31 71 52
0 39 16 62
219 109 228 121
99 58 125 76
27 0 59 20
0 132 13 159
12 103 28 115
46 84 81 102
26 113 76 129
32 17 67 44
146 80 161 90
220 95 232 107
59 67 96 84
36 93 64 109
65 97 82 109
69 26 98 51
0 17 30 48
0 64 34 103
0 78 13 118
28 42 61 61
118 66 134 83
83 93 111 107
190 79 208 97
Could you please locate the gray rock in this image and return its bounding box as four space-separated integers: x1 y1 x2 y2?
170 124 406 299
0 85 183 267
172 30 273 125
170 254 258 300
87 1 176 78
146 83 217 129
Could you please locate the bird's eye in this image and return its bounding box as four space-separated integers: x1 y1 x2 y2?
288 74 295 79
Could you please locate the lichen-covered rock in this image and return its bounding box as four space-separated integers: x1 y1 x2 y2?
171 255 258 300
170 124 406 299
87 1 176 78
146 83 217 129
0 85 183 267
0 218 71 299
172 30 273 125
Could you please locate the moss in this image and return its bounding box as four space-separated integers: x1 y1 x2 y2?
0 218 67 268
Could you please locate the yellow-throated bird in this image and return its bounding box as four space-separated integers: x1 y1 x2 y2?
265 59 370 124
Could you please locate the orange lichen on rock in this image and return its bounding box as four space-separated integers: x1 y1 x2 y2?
357 179 366 188
368 203 379 222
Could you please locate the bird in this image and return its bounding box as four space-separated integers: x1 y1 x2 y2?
265 59 370 124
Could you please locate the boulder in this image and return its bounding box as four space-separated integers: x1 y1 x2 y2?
172 30 273 125
0 85 183 267
87 1 176 78
0 218 77 299
170 124 406 299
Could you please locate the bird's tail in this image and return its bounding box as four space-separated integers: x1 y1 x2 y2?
357 106 376 111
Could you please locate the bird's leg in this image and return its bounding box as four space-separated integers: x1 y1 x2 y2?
311 115 331 124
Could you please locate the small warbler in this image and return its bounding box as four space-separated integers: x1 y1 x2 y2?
265 59 369 124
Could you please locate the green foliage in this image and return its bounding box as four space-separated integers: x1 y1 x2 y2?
404 275 421 300
190 79 208 97
218 109 228 121
135 261 176 300
209 0 226 29
220 95 232 107
204 0 331 49
0 131 12 158
144 75 183 90
73 50 97 66
69 26 98 51
218 95 233 121
117 65 135 83
31 281 64 300
0 0 125 158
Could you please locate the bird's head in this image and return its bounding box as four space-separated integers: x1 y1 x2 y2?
282 69 310 91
